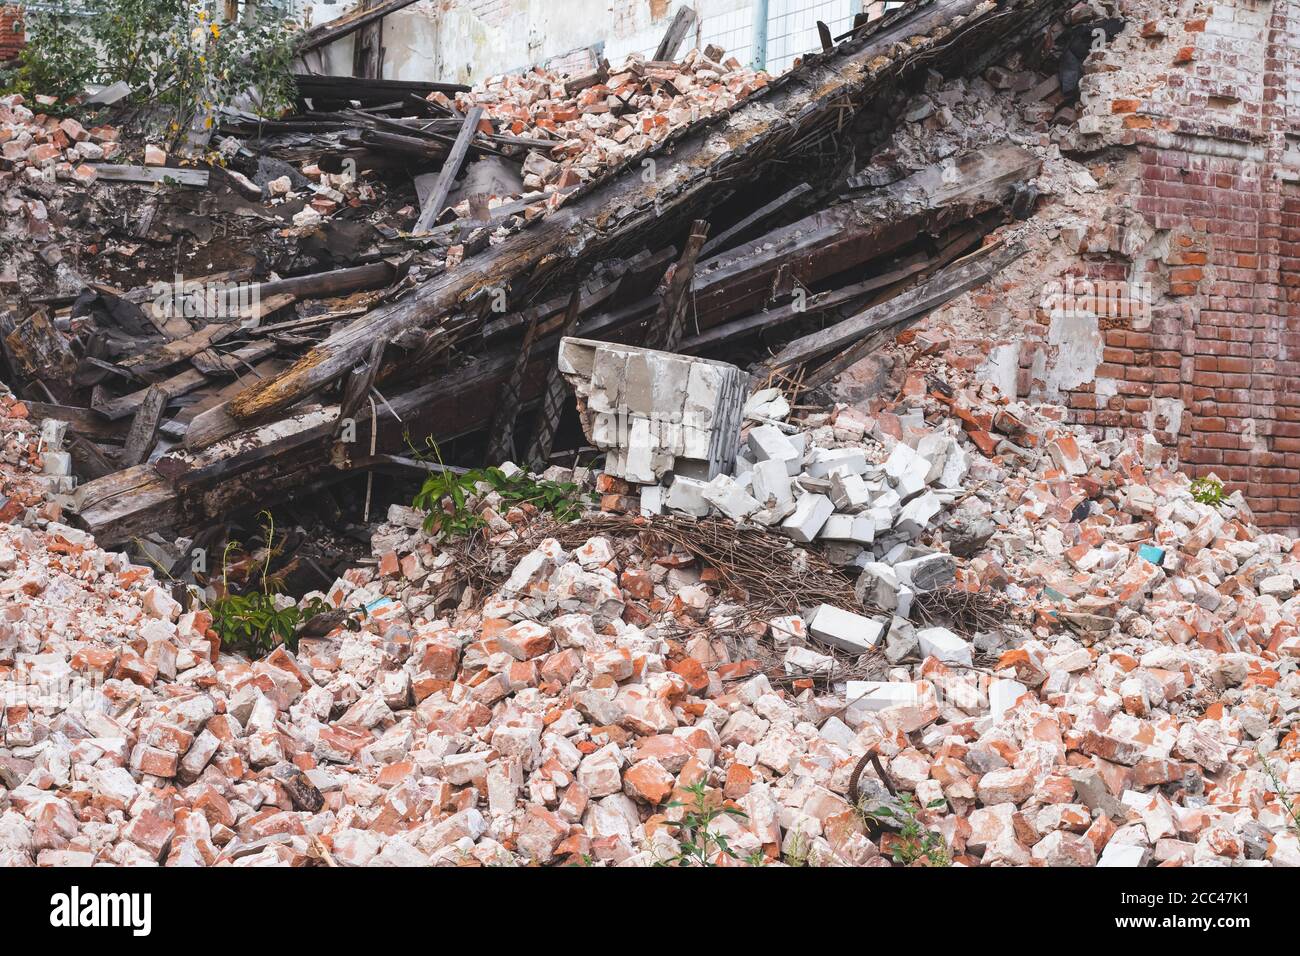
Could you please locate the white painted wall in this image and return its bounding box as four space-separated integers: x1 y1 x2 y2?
296 0 876 84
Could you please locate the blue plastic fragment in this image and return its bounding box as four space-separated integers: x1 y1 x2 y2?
1138 544 1165 566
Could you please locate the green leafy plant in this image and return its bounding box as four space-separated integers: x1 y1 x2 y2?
6 12 95 104
413 464 590 538
782 829 814 867
862 793 951 866
1260 753 1300 838
1190 476 1226 507
206 511 335 657
656 780 749 867
9 1 300 135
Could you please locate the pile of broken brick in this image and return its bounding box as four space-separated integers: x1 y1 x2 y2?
2 346 1299 867
0 94 124 259
0 94 123 191
438 44 770 208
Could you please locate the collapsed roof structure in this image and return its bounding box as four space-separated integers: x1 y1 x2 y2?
2 0 1073 547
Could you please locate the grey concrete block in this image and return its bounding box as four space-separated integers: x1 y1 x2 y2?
781 493 833 542
917 626 971 666
701 474 760 520
664 475 711 516
750 458 793 509
807 604 886 654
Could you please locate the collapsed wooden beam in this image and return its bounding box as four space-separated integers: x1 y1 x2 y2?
765 239 1029 372
414 106 485 234
679 252 932 353
295 0 428 56
221 0 1054 430
524 289 584 469
485 304 544 463
67 0 1073 538
95 342 279 421
73 230 1018 545
654 7 698 62
120 386 167 467
643 220 709 352
698 183 811 258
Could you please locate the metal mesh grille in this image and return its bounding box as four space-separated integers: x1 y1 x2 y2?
765 0 856 73
627 1 908 75
697 2 754 66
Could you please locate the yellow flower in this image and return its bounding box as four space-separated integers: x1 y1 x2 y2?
210 23 219 38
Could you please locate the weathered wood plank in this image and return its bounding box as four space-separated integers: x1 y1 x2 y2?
296 0 427 55
120 386 167 467
25 402 126 443
764 240 1028 371
643 219 709 352
96 341 278 421
698 183 811 258
86 164 209 187
122 293 294 374
414 106 484 234
654 6 698 61
524 288 584 469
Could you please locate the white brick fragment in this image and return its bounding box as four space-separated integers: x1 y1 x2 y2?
807 604 885 654
916 626 971 666
781 493 833 542
701 474 759 520
664 476 710 516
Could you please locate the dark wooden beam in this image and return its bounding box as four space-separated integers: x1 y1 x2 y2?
414 106 484 234
486 306 544 463
120 386 168 467
524 288 584 469
817 21 834 52
654 6 698 62
296 0 426 55
643 219 709 352
698 183 811 258
765 239 1028 372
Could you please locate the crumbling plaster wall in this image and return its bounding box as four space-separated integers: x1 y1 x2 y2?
310 0 756 84
900 0 1300 531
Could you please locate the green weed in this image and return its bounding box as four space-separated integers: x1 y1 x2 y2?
413 465 589 537
862 792 952 867
656 780 749 867
1190 476 1226 507
205 511 337 656
1260 752 1300 838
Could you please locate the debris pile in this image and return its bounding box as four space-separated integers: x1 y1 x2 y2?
0 94 123 193
440 45 770 209
1 0 1065 547
3 346 1299 867
7 0 1299 871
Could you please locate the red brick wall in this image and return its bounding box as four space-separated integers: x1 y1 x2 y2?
1054 0 1300 531
0 6 25 61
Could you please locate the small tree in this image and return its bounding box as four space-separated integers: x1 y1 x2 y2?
8 11 96 102
10 0 300 140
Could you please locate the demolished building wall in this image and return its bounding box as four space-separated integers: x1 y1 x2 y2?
902 0 1300 531
0 5 23 62
306 0 761 84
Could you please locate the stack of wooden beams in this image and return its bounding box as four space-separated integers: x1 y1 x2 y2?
0 0 1072 548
